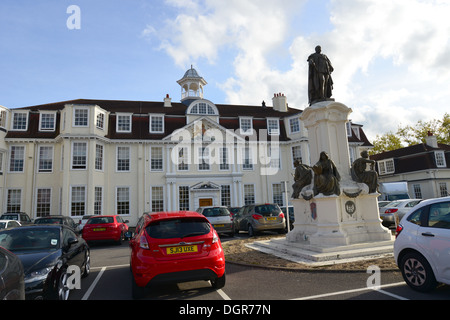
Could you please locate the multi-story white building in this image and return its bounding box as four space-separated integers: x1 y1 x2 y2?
0 67 371 226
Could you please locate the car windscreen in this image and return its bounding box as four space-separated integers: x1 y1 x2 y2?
0 215 18 221
254 205 281 216
0 228 60 252
87 217 114 224
146 218 211 239
35 218 62 225
202 207 230 217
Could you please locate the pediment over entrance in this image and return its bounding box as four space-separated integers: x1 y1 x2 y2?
190 181 221 191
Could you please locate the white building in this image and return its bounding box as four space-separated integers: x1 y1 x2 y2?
0 67 371 226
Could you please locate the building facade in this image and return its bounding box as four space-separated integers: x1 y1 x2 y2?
0 68 371 226
370 133 450 200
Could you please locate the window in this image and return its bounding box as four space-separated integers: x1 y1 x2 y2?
38 146 53 172
198 146 210 170
39 113 56 131
177 147 189 171
439 183 448 197
221 185 231 207
289 118 300 134
36 188 51 217
346 122 352 137
7 189 21 213
151 186 164 212
116 187 130 215
243 147 254 170
117 146 130 172
179 186 190 211
117 113 131 132
12 112 28 131
96 112 105 130
413 184 423 199
220 147 229 170
71 186 86 216
95 144 103 171
72 142 87 170
188 102 217 115
427 202 450 229
435 151 446 168
74 108 89 127
378 159 395 175
94 187 103 215
272 184 283 206
0 110 7 128
150 147 163 171
9 146 25 172
150 115 164 133
267 118 280 135
291 145 302 166
239 117 253 135
269 144 280 169
244 184 255 205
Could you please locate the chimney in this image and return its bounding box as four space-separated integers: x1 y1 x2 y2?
425 131 438 148
272 93 288 112
164 94 172 107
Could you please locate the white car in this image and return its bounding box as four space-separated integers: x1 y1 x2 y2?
394 196 450 292
196 206 234 236
0 220 21 230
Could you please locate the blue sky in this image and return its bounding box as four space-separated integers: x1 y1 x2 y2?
1 0 450 142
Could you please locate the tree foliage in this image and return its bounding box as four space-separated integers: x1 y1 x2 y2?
370 113 450 155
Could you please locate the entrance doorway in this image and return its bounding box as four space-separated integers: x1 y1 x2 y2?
199 198 213 207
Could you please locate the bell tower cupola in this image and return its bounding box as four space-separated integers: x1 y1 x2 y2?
177 65 207 105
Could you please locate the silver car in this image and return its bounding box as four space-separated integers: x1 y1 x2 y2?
234 203 286 237
196 206 234 236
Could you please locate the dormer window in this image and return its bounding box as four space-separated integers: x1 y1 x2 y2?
435 151 446 167
117 113 132 133
39 112 56 131
12 112 28 131
378 159 395 175
239 117 253 135
267 118 280 135
187 101 218 116
150 114 164 133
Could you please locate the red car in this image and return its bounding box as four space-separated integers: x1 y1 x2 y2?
82 215 129 244
129 211 226 299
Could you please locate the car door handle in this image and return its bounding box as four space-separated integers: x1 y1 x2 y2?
421 232 435 237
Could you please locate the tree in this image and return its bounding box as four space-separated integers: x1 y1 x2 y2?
370 113 450 155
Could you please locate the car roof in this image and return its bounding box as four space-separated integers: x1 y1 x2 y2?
3 224 63 230
144 211 205 222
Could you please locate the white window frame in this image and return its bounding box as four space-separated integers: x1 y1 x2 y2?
243 184 255 205
94 186 103 215
435 151 446 168
198 146 210 171
9 145 25 173
289 117 300 134
116 186 130 215
116 146 131 172
378 158 395 175
73 107 89 127
150 146 163 171
96 112 105 130
219 147 229 171
239 117 253 135
39 112 56 131
6 189 22 213
116 113 132 133
267 118 280 135
36 188 52 217
38 145 54 173
70 185 86 216
151 186 165 212
11 112 28 131
149 114 165 133
95 144 104 171
71 141 88 170
0 109 8 129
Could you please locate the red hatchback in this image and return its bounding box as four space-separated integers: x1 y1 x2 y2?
82 215 129 245
129 211 226 299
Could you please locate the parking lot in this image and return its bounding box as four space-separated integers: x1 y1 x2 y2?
69 235 450 302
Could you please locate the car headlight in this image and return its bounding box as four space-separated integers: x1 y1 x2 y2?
25 267 53 283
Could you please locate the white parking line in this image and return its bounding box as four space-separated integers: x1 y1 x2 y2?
82 267 106 300
217 289 231 300
293 282 407 300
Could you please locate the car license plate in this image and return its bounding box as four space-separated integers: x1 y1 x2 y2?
214 224 225 228
266 217 277 221
93 227 106 231
166 245 198 255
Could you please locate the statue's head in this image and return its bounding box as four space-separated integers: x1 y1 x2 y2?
315 45 322 53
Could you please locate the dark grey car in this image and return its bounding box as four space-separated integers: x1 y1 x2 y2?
0 246 25 300
234 204 286 237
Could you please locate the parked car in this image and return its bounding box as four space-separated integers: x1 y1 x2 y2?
0 213 33 225
34 216 79 233
0 246 25 300
77 215 96 233
129 211 226 299
379 199 422 228
234 203 286 237
280 206 295 231
82 215 129 245
0 220 22 230
196 206 233 236
0 225 90 299
394 196 450 292
378 201 392 209
227 207 240 218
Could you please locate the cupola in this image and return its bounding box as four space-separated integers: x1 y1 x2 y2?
177 66 207 105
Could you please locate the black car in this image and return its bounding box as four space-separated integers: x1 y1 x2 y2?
0 225 90 300
0 212 33 225
34 215 79 233
0 246 25 300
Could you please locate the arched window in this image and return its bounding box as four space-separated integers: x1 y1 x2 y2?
187 101 218 116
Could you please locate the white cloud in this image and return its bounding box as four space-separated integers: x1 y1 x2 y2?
146 0 450 141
